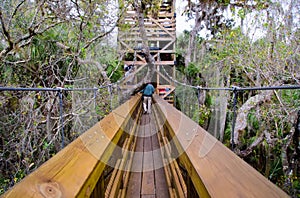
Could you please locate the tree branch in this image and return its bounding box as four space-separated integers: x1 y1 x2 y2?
233 90 274 145
76 58 110 84
8 0 26 29
0 10 14 53
239 132 264 157
0 20 65 60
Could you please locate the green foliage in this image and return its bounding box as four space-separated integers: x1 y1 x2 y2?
237 9 246 19
281 89 300 106
224 118 233 146
140 0 161 17
186 62 200 77
185 62 201 84
176 30 190 53
196 105 211 127
175 53 185 73
247 112 260 131
217 0 230 6
0 0 123 195
177 7 299 194
106 60 123 83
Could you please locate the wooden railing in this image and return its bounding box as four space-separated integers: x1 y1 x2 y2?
2 94 290 198
1 95 142 198
152 95 289 198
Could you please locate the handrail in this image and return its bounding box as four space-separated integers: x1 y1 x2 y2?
1 93 291 197
1 95 141 198
152 94 289 198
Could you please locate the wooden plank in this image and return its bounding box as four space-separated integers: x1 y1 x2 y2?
109 116 141 198
119 40 135 51
124 12 175 17
151 112 170 198
150 114 170 198
123 61 175 66
120 39 175 55
161 87 175 99
119 41 154 63
125 170 143 195
124 16 176 24
122 20 176 26
120 31 176 36
121 107 143 197
125 114 145 198
141 114 155 196
124 37 175 41
151 121 170 198
154 168 170 198
153 107 175 197
141 171 155 196
158 129 186 198
2 95 141 198
141 195 156 198
123 26 176 31
153 95 289 198
159 39 176 51
121 114 141 197
119 41 153 62
105 159 122 197
120 50 175 54
120 31 174 38
149 16 176 39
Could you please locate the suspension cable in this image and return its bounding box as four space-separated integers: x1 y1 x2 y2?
160 65 300 91
115 51 138 86
1 79 300 150
58 88 65 149
0 85 111 92
0 84 113 149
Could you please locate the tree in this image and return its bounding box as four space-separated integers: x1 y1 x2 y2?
182 0 270 67
0 0 122 193
177 0 300 195
119 0 162 98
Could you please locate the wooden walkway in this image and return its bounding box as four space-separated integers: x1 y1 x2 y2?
126 113 169 198
2 94 289 198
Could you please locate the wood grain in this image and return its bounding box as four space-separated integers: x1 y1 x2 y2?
153 94 289 198
2 95 141 198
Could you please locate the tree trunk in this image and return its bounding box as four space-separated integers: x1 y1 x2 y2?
233 90 274 145
185 9 202 67
120 0 157 98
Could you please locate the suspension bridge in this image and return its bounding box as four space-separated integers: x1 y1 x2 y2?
0 0 297 197
1 93 291 198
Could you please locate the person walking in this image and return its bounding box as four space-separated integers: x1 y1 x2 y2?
141 82 155 114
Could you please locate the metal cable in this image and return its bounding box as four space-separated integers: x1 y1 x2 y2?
0 84 113 149
1 78 300 150
231 89 238 151
58 89 65 149
0 85 112 92
160 66 300 91
160 65 300 148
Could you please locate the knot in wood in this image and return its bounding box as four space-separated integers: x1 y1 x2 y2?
39 181 62 198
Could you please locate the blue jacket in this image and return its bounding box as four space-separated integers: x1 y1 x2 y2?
142 84 155 96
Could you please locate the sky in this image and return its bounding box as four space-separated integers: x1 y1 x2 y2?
175 0 300 42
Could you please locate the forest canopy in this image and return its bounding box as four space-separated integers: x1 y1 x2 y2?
0 0 299 197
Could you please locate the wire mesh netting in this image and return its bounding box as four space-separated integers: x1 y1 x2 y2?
0 84 124 192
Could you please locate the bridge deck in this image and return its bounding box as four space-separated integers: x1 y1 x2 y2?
126 113 169 198
2 94 289 198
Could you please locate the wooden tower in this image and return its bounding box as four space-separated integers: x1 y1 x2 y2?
118 0 176 104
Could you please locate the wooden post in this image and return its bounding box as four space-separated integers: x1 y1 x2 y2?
119 0 176 101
